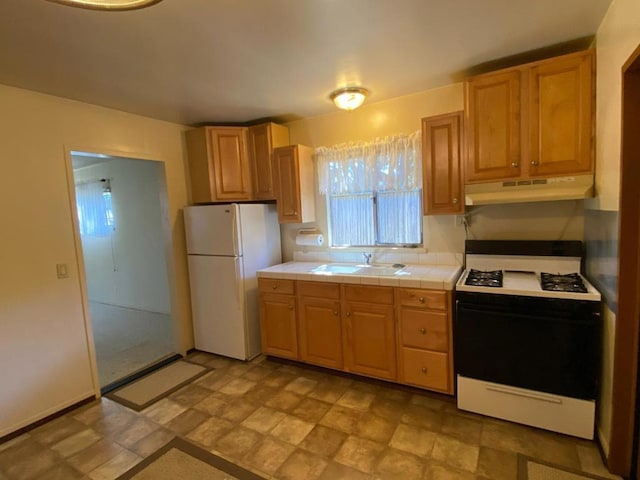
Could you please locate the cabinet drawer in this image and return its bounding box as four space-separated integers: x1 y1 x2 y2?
258 278 295 295
400 348 449 392
399 310 448 351
343 285 394 305
396 288 447 310
298 281 340 299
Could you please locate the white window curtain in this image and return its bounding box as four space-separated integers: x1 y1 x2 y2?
316 131 422 195
75 179 115 236
316 132 422 247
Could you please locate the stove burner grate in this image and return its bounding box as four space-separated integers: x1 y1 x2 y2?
465 269 503 288
540 272 588 293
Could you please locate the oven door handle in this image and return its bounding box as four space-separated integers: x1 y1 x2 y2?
485 385 563 404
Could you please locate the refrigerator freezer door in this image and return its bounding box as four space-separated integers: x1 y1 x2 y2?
184 204 241 256
188 255 247 359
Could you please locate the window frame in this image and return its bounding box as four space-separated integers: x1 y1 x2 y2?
327 188 423 248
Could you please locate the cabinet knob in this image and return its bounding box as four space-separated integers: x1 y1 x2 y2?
293 210 298 216
452 198 458 204
288 304 294 310
530 161 540 166
418 297 425 303
272 285 277 289
511 162 520 168
346 312 351 317
333 310 339 316
421 367 428 374
419 327 426 334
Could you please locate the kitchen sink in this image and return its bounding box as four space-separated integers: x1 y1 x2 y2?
310 263 406 276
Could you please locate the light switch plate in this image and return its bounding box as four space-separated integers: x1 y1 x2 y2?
56 263 69 279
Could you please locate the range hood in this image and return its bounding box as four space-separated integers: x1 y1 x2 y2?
464 174 594 206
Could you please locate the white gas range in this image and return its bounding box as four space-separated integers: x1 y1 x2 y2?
454 240 601 439
456 254 601 301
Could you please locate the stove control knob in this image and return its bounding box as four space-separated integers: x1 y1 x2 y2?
419 328 426 334
421 367 428 374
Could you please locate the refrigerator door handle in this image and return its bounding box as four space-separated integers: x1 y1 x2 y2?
231 205 240 256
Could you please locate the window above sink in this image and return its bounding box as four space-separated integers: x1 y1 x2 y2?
315 132 423 248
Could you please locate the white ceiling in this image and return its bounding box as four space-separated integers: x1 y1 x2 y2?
0 0 612 125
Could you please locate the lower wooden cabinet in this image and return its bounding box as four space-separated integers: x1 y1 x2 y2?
258 279 298 359
343 301 396 381
399 348 449 391
396 288 453 394
296 278 344 371
258 279 454 394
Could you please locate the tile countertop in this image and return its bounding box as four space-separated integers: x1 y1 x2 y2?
257 262 463 290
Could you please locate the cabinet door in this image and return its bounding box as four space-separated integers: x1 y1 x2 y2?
208 127 252 200
272 146 302 222
343 302 396 381
259 293 297 359
249 123 290 200
465 70 522 182
298 297 343 369
422 112 464 214
528 52 593 177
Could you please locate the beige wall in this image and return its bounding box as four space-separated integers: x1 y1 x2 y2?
283 83 585 261
588 0 640 455
0 84 191 437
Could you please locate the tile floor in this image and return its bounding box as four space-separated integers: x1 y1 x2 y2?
0 351 620 480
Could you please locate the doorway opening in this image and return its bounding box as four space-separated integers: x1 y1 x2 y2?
70 151 176 392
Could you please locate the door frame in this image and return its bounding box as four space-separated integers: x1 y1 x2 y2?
63 145 184 395
607 42 640 477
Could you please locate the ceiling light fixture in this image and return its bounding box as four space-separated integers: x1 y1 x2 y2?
330 87 369 111
46 0 163 11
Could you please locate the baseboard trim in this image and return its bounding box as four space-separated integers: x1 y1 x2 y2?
0 395 95 445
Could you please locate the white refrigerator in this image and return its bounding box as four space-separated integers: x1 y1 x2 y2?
184 203 282 360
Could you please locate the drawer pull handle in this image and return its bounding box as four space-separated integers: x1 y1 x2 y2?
418 297 425 303
419 327 426 334
421 367 427 374
485 385 562 404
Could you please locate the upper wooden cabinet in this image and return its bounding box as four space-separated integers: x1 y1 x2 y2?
186 126 252 203
528 53 594 177
272 145 316 223
465 50 594 183
248 123 290 200
465 70 522 182
422 112 464 215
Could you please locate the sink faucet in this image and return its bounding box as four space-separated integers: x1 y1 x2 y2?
362 252 372 265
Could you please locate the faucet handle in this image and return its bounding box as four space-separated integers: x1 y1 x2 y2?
362 252 372 265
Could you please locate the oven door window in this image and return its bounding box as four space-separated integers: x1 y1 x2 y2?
455 302 598 400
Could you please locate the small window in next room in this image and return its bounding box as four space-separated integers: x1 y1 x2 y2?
316 132 422 247
75 178 115 237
